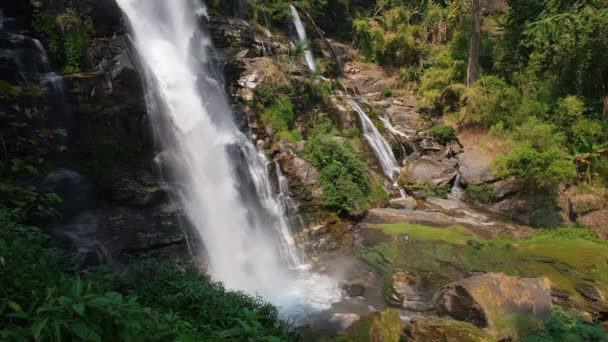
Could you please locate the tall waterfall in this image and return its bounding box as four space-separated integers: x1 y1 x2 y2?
347 99 400 181
289 5 316 72
115 0 338 318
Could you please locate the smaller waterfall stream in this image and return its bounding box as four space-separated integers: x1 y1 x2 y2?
347 99 400 181
289 5 316 72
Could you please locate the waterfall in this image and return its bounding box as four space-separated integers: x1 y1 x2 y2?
115 0 338 318
0 14 68 122
347 99 400 181
276 164 306 233
449 172 465 201
289 5 316 72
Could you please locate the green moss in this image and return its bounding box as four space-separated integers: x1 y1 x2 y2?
495 314 542 340
345 309 403 342
358 224 608 310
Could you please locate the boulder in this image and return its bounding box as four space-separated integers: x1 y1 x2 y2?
490 195 564 228
491 179 522 201
433 273 552 338
426 197 466 213
578 209 608 239
569 188 607 216
406 316 495 342
388 271 433 312
389 197 417 210
401 156 457 186
343 283 366 297
457 149 496 185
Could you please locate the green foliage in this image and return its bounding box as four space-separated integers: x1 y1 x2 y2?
34 9 89 72
405 182 449 199
466 184 493 204
119 259 291 340
524 309 608 342
261 98 301 142
417 49 465 113
382 88 394 97
368 180 390 208
250 0 291 28
461 76 520 128
304 121 370 216
537 226 602 242
494 117 576 190
352 6 429 67
0 211 291 341
342 127 361 139
0 81 66 220
425 123 458 145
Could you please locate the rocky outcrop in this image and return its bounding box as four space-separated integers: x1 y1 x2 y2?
561 186 608 238
400 156 457 186
405 316 495 342
490 194 564 228
457 148 496 185
46 169 187 267
389 197 417 210
433 273 552 338
578 209 608 238
387 271 433 311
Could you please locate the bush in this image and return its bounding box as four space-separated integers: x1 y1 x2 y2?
368 180 390 208
382 88 394 97
524 309 608 342
34 9 89 73
304 123 370 216
0 211 292 341
461 76 520 128
426 123 458 145
119 259 291 340
405 183 450 199
466 184 493 204
261 98 300 142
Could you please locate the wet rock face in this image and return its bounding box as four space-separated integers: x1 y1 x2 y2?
45 169 187 268
433 273 552 338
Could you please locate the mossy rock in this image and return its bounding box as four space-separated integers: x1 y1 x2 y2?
406 316 496 342
356 224 608 317
345 309 404 342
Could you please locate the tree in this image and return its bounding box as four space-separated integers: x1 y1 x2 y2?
466 0 481 86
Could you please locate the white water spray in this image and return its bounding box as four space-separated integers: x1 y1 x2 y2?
289 5 316 72
115 0 339 319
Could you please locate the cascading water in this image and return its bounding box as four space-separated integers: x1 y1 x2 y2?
276 164 306 235
289 5 316 72
347 99 400 181
449 172 465 201
0 12 68 123
115 0 339 319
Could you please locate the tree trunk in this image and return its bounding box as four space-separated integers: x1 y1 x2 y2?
467 0 481 87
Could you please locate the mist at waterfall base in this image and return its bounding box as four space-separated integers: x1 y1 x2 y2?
115 0 340 321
